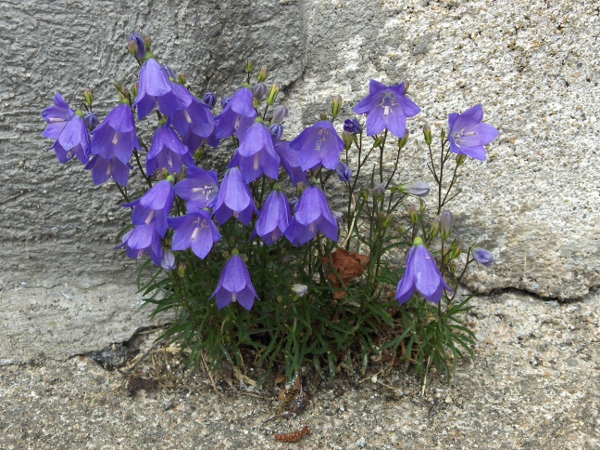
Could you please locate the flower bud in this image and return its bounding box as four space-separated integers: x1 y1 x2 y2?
429 216 441 238
131 82 138 101
246 60 253 74
178 74 187 85
203 92 217 109
161 249 176 271
372 183 385 197
253 82 267 101
456 154 467 166
450 240 462 259
401 181 430 197
291 284 308 298
331 95 343 119
407 205 419 223
128 33 146 61
221 95 231 109
373 136 384 148
440 128 446 141
83 89 93 106
143 37 152 52
423 124 432 146
178 263 187 278
257 66 269 82
382 215 393 228
440 210 454 239
343 118 362 134
271 105 288 124
342 130 353 150
319 112 329 121
114 81 123 93
398 130 409 149
336 161 352 182
84 112 99 130
472 247 494 267
266 83 280 105
269 123 283 142
252 97 260 109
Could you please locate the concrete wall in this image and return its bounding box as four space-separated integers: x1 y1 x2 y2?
2 0 599 362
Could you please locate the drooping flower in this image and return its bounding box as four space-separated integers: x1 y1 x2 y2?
395 237 452 305
117 224 163 267
168 210 222 259
212 167 258 226
343 118 363 134
439 210 455 239
146 124 194 176
290 121 345 171
174 165 219 212
123 180 174 237
229 122 280 183
254 190 291 245
275 141 308 186
472 247 494 267
41 93 76 141
448 104 499 161
271 105 288 124
133 58 179 120
336 161 352 182
46 114 91 164
215 87 257 140
90 103 141 165
353 80 420 137
85 154 132 186
169 82 216 153
210 253 259 310
284 185 338 245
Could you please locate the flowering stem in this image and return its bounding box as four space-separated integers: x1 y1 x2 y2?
378 129 388 184
114 182 130 203
133 150 152 187
449 247 473 303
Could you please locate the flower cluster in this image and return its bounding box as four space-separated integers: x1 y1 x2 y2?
41 37 498 317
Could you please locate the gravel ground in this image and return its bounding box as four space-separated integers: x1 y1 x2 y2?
1 290 599 449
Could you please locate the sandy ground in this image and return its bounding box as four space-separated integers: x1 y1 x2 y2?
1 290 599 449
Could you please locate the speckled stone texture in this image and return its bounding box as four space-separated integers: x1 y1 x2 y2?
1 1 599 358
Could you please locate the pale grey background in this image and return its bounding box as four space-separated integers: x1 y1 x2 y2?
1 0 599 363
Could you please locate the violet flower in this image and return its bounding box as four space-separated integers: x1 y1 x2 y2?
215 87 257 140
90 103 140 165
146 124 194 176
169 210 222 260
229 122 280 183
117 224 163 267
127 33 146 61
85 154 132 186
401 181 430 197
41 92 75 124
448 104 499 161
275 141 308 186
395 237 452 305
174 165 219 212
336 161 352 182
343 118 362 134
133 58 178 120
472 247 494 267
123 180 174 237
212 167 258 226
254 190 291 245
284 185 338 245
161 249 176 271
169 82 216 153
202 92 217 109
290 121 345 171
46 114 91 164
353 79 420 138
210 253 259 310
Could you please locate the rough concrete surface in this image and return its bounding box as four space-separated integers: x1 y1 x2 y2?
2 0 600 448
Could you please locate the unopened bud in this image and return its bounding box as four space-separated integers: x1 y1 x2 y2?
128 33 146 61
456 154 467 165
131 82 138 101
398 130 409 149
83 89 93 106
178 263 187 278
269 123 283 142
440 210 454 239
178 74 187 85
423 125 432 146
202 92 217 109
271 105 288 124
114 82 123 93
319 112 329 121
246 60 253 74
342 130 353 150
372 183 385 197
291 284 308 297
143 37 152 52
450 240 462 259
472 247 494 267
407 205 419 223
441 128 446 141
257 66 269 82
373 136 384 148
84 112 99 130
161 250 176 271
266 83 280 105
401 181 430 197
429 216 441 238
331 95 343 119
253 82 267 101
